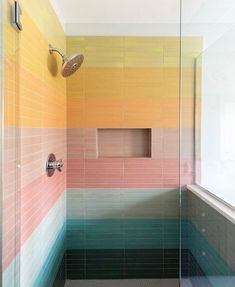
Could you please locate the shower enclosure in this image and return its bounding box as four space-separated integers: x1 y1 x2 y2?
1 0 235 287
65 28 182 287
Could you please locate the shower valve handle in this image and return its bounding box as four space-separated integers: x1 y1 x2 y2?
46 153 63 176
56 159 63 172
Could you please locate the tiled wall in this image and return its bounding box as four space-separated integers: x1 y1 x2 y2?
66 188 180 279
183 191 235 287
67 128 182 188
66 36 182 189
2 0 66 286
66 36 202 189
67 188 180 249
66 36 181 129
65 36 202 280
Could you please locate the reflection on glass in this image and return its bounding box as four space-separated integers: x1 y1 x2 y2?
195 29 235 207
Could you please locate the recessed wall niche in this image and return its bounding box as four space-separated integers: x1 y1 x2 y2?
98 128 151 158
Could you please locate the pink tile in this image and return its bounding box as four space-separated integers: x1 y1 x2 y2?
66 155 181 188
3 127 66 270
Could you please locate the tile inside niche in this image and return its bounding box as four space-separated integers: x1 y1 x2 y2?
98 128 151 158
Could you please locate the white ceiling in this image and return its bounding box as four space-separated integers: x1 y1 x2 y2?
50 0 235 37
51 0 180 25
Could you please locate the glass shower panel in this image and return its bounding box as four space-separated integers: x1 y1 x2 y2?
181 1 235 287
195 30 235 206
0 0 2 283
1 0 21 286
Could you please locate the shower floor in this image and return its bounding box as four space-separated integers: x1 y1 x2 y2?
65 279 193 287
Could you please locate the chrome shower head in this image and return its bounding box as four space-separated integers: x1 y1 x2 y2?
48 44 84 77
61 53 84 77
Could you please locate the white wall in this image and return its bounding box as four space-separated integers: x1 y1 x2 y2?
181 1 235 206
198 29 235 206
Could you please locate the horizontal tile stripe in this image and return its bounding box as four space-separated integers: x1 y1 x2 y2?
4 7 66 129
67 128 193 159
19 127 66 187
3 192 66 287
66 128 194 188
32 224 66 287
3 59 66 128
67 36 202 68
67 219 180 250
67 158 181 188
67 67 182 128
67 188 179 219
3 126 66 271
66 248 182 280
3 174 66 271
21 173 66 244
21 192 66 287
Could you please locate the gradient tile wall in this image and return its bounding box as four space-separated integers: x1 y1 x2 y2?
66 36 202 279
2 0 66 286
67 36 182 189
67 36 202 189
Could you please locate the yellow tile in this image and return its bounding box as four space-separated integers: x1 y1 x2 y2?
20 0 65 51
125 37 164 67
84 94 124 128
3 2 66 128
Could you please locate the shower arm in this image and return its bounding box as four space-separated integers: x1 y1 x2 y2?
48 44 65 59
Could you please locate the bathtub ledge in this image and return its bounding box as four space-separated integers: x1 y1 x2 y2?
187 184 235 224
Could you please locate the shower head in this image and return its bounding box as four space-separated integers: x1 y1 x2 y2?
48 44 84 77
61 53 84 77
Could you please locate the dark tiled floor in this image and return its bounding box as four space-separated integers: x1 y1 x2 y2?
65 279 192 287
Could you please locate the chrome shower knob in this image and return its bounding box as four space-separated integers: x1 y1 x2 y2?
56 159 63 172
46 153 64 177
